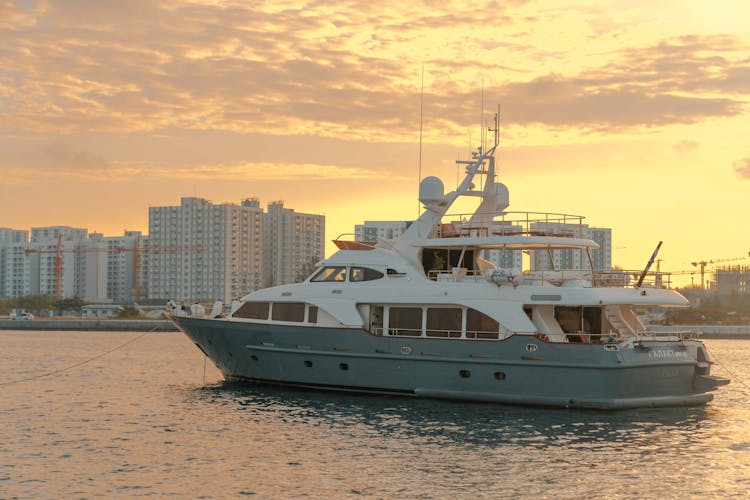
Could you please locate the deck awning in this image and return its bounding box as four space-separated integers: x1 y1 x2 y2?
411 235 599 250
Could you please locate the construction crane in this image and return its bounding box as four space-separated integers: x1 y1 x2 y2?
113 240 207 300
691 252 750 290
24 235 104 298
25 237 206 300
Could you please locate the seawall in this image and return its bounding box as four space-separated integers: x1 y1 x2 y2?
647 325 750 339
0 319 178 332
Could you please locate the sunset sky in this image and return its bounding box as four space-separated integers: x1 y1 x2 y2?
1 0 749 284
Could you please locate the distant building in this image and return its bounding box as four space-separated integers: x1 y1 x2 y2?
31 226 87 243
0 243 31 298
263 201 325 286
0 228 31 298
483 222 524 270
147 197 264 303
589 228 612 271
74 231 145 303
1 199 325 301
529 222 612 271
0 228 28 244
354 221 412 242
714 265 749 296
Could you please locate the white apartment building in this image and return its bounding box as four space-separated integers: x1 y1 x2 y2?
263 201 325 286
147 197 264 303
0 228 30 297
20 226 87 298
0 228 28 243
0 244 31 298
0 226 147 301
483 222 524 270
589 228 612 271
354 221 411 243
529 222 612 271
73 231 145 303
31 226 88 243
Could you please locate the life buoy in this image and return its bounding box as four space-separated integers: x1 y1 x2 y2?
536 333 550 342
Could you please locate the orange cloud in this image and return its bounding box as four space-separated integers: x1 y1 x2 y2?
735 157 750 179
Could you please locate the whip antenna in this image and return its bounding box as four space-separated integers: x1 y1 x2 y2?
418 65 424 218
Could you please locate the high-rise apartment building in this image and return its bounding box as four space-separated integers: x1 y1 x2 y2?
31 226 88 243
483 222 524 270
24 226 87 298
263 201 325 286
589 228 612 271
73 231 145 303
529 222 612 271
0 228 31 297
354 221 411 242
0 228 28 243
147 197 264 303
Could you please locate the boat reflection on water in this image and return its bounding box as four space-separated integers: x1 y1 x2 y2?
193 380 714 450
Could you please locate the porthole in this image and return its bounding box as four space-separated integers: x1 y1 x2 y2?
339 363 349 371
304 360 313 367
459 369 471 378
494 371 506 380
250 355 258 361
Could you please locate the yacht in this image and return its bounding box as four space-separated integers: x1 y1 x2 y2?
170 112 729 409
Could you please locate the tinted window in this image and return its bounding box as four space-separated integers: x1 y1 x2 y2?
308 305 318 324
311 266 347 282
389 307 422 336
350 267 384 282
271 302 305 322
466 308 499 339
426 308 462 338
233 301 269 320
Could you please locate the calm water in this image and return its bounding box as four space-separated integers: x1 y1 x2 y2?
1 331 749 498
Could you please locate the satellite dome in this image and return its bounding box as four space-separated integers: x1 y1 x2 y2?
419 176 444 205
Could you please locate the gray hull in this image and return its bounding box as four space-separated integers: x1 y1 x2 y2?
173 316 726 410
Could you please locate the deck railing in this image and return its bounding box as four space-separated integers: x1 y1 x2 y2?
428 267 675 289
436 211 587 239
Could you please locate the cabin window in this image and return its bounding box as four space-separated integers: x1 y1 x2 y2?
369 305 384 334
350 267 384 282
426 308 462 338
466 308 499 339
311 266 347 282
556 306 602 342
555 306 581 334
233 301 269 320
422 249 475 278
308 305 318 324
271 302 305 322
388 307 422 336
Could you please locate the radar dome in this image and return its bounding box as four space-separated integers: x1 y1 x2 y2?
494 182 509 212
419 176 445 205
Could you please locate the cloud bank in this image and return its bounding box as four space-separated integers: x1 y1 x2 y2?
1 2 748 143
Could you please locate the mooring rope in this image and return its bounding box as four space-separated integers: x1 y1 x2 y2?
0 331 151 387
706 345 750 391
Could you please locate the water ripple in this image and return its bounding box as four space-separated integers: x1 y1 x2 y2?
1 332 748 498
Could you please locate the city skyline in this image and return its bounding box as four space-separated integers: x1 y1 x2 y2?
0 196 325 302
1 1 749 285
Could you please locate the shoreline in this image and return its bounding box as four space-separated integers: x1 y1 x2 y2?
0 319 178 332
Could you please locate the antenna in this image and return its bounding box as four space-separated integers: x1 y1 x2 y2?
418 65 424 218
480 76 485 154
